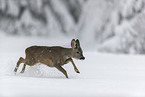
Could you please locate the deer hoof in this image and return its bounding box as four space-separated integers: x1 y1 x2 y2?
75 70 80 73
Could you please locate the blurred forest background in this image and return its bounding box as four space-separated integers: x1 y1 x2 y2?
0 0 145 54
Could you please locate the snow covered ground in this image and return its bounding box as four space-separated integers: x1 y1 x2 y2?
0 35 145 97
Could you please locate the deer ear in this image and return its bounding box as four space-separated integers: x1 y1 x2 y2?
76 39 80 48
71 39 76 50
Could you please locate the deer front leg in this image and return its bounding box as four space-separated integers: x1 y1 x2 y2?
70 58 80 73
55 64 68 78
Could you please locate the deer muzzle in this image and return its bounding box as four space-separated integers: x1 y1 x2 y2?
80 57 85 60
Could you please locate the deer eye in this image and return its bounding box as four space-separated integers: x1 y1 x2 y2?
76 52 80 54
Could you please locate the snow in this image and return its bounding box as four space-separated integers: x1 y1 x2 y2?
0 1 145 96
49 0 75 34
7 0 19 17
0 35 145 97
1 0 145 53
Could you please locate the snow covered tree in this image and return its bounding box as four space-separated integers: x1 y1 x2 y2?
97 0 145 54
0 0 84 36
0 0 145 54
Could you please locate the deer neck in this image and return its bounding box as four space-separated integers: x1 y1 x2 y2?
65 48 73 59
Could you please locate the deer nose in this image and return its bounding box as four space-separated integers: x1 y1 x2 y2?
80 57 85 60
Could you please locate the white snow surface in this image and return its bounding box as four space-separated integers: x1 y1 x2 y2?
0 35 145 97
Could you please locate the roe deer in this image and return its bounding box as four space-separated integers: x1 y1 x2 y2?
14 39 85 78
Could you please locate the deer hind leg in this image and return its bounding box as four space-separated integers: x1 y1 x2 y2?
55 64 68 78
20 57 38 73
14 57 25 73
20 64 26 73
25 57 37 66
14 57 37 74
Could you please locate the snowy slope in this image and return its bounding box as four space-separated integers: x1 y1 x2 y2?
0 52 145 97
0 35 145 97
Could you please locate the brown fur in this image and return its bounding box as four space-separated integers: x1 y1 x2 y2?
14 39 85 78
